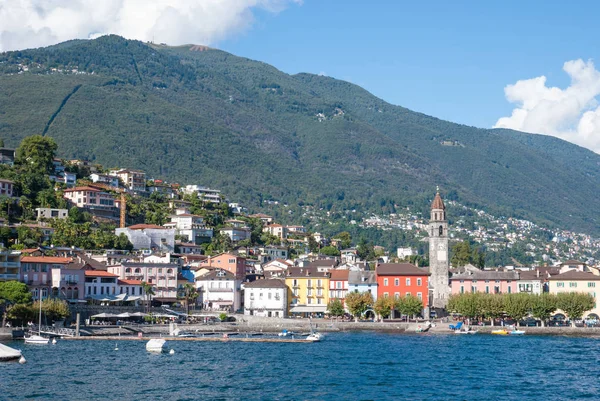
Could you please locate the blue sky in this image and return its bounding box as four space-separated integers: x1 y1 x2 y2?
216 1 596 130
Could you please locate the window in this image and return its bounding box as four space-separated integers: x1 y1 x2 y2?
317 279 322 287
394 278 399 286
384 278 388 286
439 225 443 236
307 298 312 304
336 282 342 289
494 286 500 294
268 293 272 300
293 289 298 296
570 282 577 288
293 279 298 287
307 279 312 287
406 278 411 286
394 292 400 298
228 259 235 263
307 288 312 296
557 282 565 288
259 293 263 300
383 292 389 297
417 278 422 286
589 282 596 288
508 287 512 294
417 292 422 300
485 286 489 294
317 289 323 296
406 292 411 297
471 286 476 293
460 286 464 294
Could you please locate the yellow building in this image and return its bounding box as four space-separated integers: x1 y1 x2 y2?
285 267 330 317
547 270 600 320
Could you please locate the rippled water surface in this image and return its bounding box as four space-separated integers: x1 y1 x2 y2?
2 332 600 400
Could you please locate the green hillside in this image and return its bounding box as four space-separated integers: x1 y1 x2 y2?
1 35 599 234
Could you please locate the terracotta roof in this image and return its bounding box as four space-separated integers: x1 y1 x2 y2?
329 270 349 280
85 270 118 277
560 260 586 265
286 267 329 278
451 270 518 280
118 279 143 285
63 186 103 193
244 278 287 289
431 191 445 210
21 256 72 264
376 263 430 276
127 224 167 230
547 270 600 281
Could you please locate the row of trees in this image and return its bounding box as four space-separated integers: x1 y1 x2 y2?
327 292 424 321
447 292 595 327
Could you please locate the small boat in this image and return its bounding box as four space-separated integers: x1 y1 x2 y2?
306 332 322 342
454 329 478 334
0 343 23 362
146 338 166 353
491 329 510 335
25 299 49 345
510 329 526 335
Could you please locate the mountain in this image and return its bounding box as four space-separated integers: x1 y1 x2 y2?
1 35 599 235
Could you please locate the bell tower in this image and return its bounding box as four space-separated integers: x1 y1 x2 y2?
429 187 450 308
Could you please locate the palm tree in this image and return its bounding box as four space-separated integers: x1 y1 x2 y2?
178 283 199 316
141 281 155 313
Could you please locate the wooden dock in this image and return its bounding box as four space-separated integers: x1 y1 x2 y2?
62 335 313 343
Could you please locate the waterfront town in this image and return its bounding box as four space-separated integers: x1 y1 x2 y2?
0 136 599 331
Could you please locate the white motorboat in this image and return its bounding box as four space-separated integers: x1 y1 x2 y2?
306 332 323 342
25 299 49 345
146 338 166 353
0 343 22 362
454 329 478 335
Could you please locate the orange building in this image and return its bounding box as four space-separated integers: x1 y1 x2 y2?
376 263 430 307
198 253 247 279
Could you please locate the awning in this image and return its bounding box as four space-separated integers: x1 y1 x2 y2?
289 306 327 313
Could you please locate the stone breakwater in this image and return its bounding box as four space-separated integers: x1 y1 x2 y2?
76 319 600 337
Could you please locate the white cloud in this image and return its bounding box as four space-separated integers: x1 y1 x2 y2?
0 0 300 52
494 59 600 153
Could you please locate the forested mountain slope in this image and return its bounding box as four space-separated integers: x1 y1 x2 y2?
1 35 598 234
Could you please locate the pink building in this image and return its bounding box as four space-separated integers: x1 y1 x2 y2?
450 270 519 295
21 256 72 300
63 186 116 209
329 270 349 301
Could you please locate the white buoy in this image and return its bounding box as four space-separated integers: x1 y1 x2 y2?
19 355 26 364
52 338 57 345
114 343 119 351
169 349 175 355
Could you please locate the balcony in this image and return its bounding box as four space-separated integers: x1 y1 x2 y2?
0 273 18 280
208 288 233 293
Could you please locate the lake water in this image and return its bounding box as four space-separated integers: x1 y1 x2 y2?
1 332 599 400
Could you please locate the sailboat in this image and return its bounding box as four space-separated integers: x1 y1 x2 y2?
24 298 49 345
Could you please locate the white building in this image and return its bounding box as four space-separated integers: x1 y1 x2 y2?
219 226 251 242
182 185 223 203
115 224 175 252
110 169 146 192
397 247 417 259
195 268 241 312
243 279 288 318
90 173 120 188
165 214 213 244
36 208 69 220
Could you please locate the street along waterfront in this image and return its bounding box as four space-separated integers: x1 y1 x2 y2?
2 332 599 400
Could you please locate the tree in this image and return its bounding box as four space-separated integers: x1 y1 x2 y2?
557 292 595 327
320 246 340 256
447 293 481 319
15 135 58 175
41 298 70 322
451 241 472 268
337 231 352 249
327 299 345 319
116 233 134 251
178 283 199 315
307 235 319 253
357 238 375 261
504 293 531 326
396 294 424 320
345 291 373 321
6 303 35 325
141 281 155 312
479 293 504 326
0 281 33 327
530 293 557 327
373 295 395 319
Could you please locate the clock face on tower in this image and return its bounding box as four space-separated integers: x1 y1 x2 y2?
437 243 445 251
